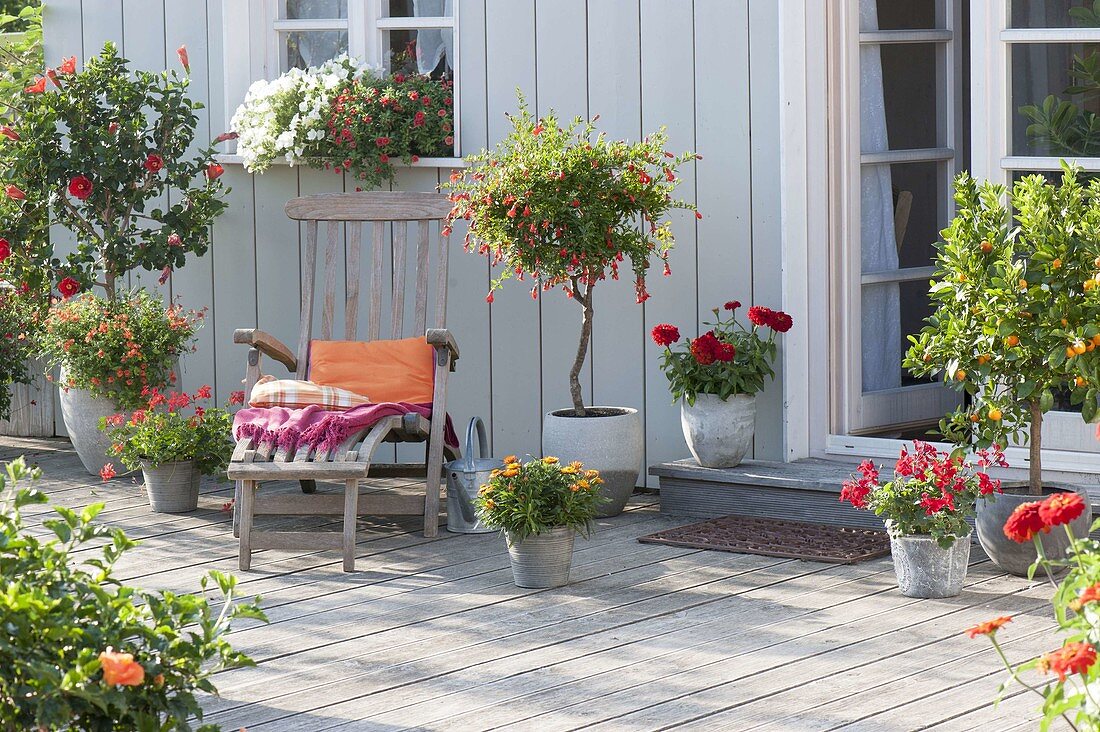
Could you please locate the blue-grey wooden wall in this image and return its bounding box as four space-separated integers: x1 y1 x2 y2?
43 0 785 481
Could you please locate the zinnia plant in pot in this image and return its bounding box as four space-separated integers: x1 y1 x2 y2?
99 384 234 513
443 93 698 516
475 455 605 589
905 166 1099 574
967 491 1097 731
840 441 1008 598
652 300 792 468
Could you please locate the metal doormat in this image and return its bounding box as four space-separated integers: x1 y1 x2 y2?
638 514 891 564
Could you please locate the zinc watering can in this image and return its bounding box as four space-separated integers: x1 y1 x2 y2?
444 417 503 533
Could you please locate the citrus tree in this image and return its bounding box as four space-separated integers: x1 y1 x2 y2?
905 165 1100 494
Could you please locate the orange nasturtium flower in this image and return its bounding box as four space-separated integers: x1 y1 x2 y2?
99 649 145 686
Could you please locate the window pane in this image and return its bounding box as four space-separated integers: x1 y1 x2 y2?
386 28 453 78
1010 1 1100 29
1009 42 1100 156
386 0 452 19
286 0 347 20
284 30 348 71
860 42 941 151
867 0 938 31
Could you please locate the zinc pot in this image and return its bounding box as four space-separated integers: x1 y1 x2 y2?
680 393 756 469
141 460 200 513
506 526 575 588
890 531 971 598
58 368 123 476
976 487 1092 577
542 407 643 518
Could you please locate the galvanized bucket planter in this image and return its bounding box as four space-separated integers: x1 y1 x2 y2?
890 530 971 598
444 417 502 533
141 461 200 513
976 487 1092 577
506 526 576 588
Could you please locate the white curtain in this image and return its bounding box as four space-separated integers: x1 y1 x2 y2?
414 0 454 75
859 0 901 393
287 0 347 69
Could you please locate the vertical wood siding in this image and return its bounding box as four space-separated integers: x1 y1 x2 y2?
42 0 787 481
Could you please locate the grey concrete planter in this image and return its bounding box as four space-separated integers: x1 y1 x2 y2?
141 460 200 513
890 531 971 598
976 487 1092 577
58 369 122 476
680 393 755 468
506 526 575 588
542 407 643 518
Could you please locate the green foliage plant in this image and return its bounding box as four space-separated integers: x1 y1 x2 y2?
0 456 266 730
905 166 1100 495
0 283 42 420
0 3 42 110
443 92 698 416
475 455 605 543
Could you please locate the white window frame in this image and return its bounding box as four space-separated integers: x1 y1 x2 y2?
221 0 461 164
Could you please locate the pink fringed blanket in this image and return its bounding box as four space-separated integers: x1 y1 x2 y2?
233 403 458 454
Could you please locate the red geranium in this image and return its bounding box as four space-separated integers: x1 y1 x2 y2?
747 305 774 327
99 463 117 481
68 175 93 200
965 616 1011 639
57 277 80 299
1038 491 1086 528
144 154 164 173
1004 501 1046 543
651 323 681 347
1041 642 1097 682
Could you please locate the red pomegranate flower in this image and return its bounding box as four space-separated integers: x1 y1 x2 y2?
1041 642 1097 682
1038 491 1086 528
651 323 680 347
57 276 80 299
965 616 1012 639
144 154 164 173
747 305 775 327
769 311 794 333
68 175 93 200
0 238 9 263
1003 501 1046 543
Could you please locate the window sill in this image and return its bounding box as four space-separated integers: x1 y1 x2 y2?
216 154 468 169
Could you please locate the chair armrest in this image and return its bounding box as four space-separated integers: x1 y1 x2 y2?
233 329 297 373
426 328 460 363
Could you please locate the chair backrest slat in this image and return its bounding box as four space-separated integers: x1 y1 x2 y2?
413 221 431 334
297 220 319 378
345 222 362 340
320 221 340 340
391 221 408 339
434 222 449 329
368 222 385 341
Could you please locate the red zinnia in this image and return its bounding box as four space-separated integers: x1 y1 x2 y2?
57 276 80 299
1041 642 1097 682
1071 583 1100 612
1003 501 1046 543
1038 491 1086 528
965 616 1011 639
24 77 45 94
206 162 224 180
769 311 794 333
0 238 9 263
690 331 721 366
5 184 25 200
144 154 164 173
68 175 93 200
714 342 736 362
723 300 741 311
747 305 775 327
59 55 77 74
651 324 681 347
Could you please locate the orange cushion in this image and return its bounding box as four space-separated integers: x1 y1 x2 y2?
308 337 435 404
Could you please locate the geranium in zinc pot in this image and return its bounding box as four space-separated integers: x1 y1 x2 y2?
444 94 698 517
905 166 1097 576
652 300 792 468
99 385 233 513
841 441 1007 598
476 455 605 589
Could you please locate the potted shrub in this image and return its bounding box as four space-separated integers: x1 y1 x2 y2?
967 490 1096 730
99 384 233 513
475 455 605 588
905 166 1097 576
38 290 202 476
0 457 265 729
444 94 698 516
840 441 1007 598
652 300 792 468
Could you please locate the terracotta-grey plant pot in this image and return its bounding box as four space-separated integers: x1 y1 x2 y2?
976 486 1092 577
680 393 756 468
141 460 200 513
890 531 971 598
58 369 122 476
506 526 575 588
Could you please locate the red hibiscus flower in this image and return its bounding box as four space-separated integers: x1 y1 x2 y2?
723 300 741 311
99 463 117 481
177 45 190 73
0 126 19 141
1038 491 1086 528
68 175 93 200
214 131 239 143
747 305 775 327
769 311 794 333
5 184 26 200
965 616 1011 639
59 55 77 74
1041 642 1097 682
0 238 9 263
690 331 721 366
143 154 164 173
1003 501 1046 543
57 276 80 299
24 77 45 94
651 323 681 347
206 162 224 180
158 266 172 285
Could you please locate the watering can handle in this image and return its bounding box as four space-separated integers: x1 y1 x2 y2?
463 417 489 470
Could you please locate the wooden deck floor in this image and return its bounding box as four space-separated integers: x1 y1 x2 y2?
2 436 1067 731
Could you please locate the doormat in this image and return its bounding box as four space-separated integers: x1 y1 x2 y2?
638 514 891 564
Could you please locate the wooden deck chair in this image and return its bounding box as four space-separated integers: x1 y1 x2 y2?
226 191 460 572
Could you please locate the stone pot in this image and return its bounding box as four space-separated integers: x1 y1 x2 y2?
58 368 123 476
506 526 575 588
680 393 755 468
542 407 643 518
976 486 1092 577
890 531 971 598
141 460 200 513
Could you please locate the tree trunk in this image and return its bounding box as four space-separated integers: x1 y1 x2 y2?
1029 397 1043 496
569 286 594 417
104 269 116 301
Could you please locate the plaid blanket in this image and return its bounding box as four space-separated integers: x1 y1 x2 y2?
249 375 371 411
